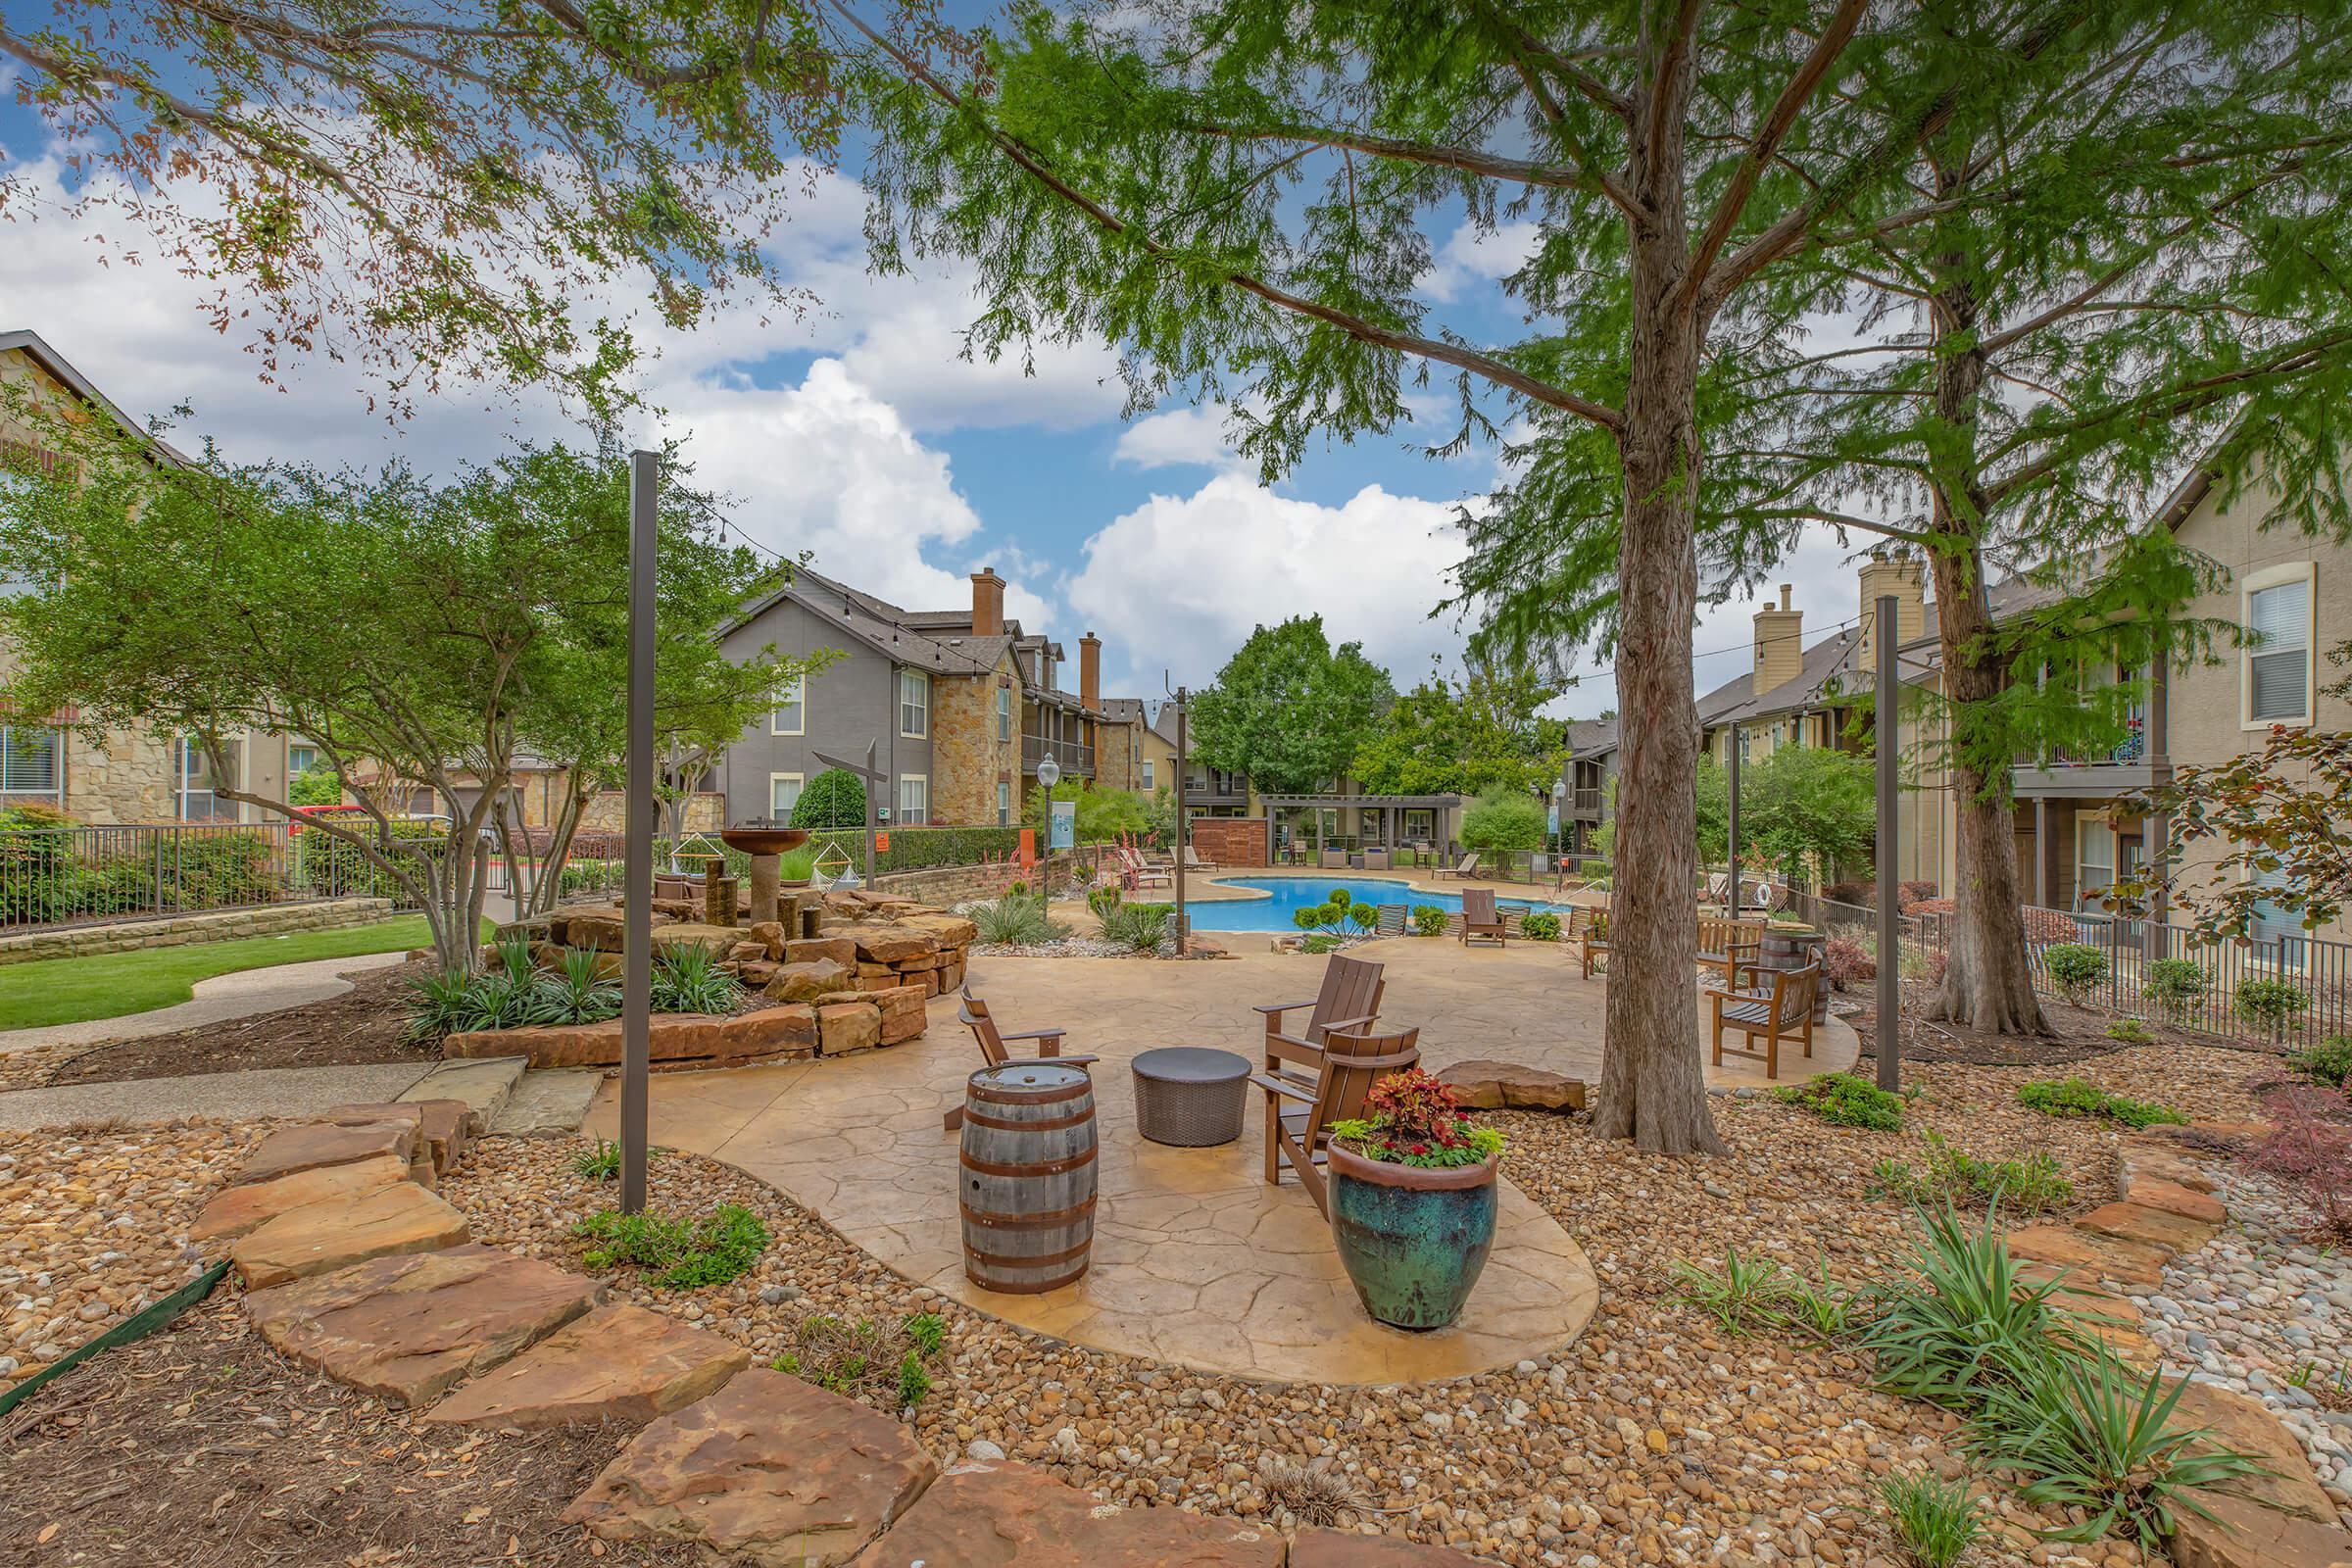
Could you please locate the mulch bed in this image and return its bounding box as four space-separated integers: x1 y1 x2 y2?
0 1295 698 1568
21 961 441 1090
1843 977 2287 1069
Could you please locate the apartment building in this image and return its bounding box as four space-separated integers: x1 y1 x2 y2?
710 566 1148 829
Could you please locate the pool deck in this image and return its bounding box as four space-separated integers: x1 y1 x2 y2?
589 934 1854 1387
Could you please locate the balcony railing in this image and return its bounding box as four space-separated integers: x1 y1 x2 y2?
1022 735 1095 776
1570 787 1604 816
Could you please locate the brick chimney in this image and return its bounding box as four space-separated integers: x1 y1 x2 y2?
1752 583 1803 697
1856 547 1927 664
1079 632 1102 710
970 567 1005 638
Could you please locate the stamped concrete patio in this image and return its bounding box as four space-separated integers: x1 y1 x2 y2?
588 937 1856 1386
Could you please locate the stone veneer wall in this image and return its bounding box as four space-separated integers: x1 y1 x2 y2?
0 896 398 966
1189 818 1269 867
928 656 1019 827
1094 715 1139 794
578 791 724 834
872 853 1079 907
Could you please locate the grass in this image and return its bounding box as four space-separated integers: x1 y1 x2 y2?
0 914 478 1032
2016 1077 2187 1130
573 1202 769 1290
1774 1071 1905 1131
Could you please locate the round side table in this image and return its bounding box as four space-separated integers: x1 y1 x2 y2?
1131 1046 1252 1147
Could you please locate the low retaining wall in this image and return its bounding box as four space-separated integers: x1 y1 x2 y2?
0 897 398 967
872 852 1078 907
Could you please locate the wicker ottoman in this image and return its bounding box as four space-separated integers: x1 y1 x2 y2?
1131 1047 1251 1147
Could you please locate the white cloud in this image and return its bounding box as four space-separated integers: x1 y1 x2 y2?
1065 474 1468 693
1427 220 1543 302
1112 406 1240 469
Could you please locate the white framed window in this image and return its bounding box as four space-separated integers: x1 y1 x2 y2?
2076 816 2115 904
898 774 929 826
287 741 319 777
0 725 61 794
176 736 243 821
899 669 929 738
997 684 1011 742
2244 564 2314 727
1142 759 1155 791
997 781 1010 826
769 772 804 818
770 673 806 736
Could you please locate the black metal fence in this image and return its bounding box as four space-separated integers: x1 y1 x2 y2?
0 821 417 933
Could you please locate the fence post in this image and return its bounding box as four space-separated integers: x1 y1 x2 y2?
153 829 166 918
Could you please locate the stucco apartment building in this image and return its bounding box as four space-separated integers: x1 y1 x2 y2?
0 330 311 825
711 566 1149 829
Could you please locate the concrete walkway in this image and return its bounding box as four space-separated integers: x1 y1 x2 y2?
0 1060 434 1131
0 951 410 1057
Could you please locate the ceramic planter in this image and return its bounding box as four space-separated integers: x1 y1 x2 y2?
1327 1144 1500 1330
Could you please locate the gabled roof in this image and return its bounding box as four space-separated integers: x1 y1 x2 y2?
1099 697 1148 724
1565 717 1619 758
0 329 193 469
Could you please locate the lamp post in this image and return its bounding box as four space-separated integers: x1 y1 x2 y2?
1035 752 1059 883
1549 778 1567 867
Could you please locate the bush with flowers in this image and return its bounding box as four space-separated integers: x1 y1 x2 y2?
1327 1067 1506 1170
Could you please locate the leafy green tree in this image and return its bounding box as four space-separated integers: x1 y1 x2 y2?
1458 789 1547 856
1740 746 1875 892
1353 660 1566 798
1023 780 1149 843
792 768 868 831
1187 617 1394 797
0 2 881 414
858 0 2043 1152
287 766 343 808
0 423 801 971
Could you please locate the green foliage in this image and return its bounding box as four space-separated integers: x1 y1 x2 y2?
2290 1036 2352 1091
1519 910 1561 942
286 766 343 808
1299 932 1343 955
1734 746 1877 890
574 1138 623 1182
2236 978 2313 1036
792 769 868 830
2016 1078 2186 1130
775 847 817 883
2124 729 2352 946
2039 944 2111 1005
574 1203 768 1291
2139 959 2212 1024
2105 1018 2156 1045
970 893 1067 946
1086 884 1123 919
1668 1250 1793 1334
403 940 624 1041
1023 781 1149 843
1098 900 1173 953
649 943 742 1015
1773 1072 1903 1132
1325 1067 1505 1169
1410 905 1448 937
1877 1472 1984 1568
1351 659 1566 798
770 1312 950 1413
1868 1133 2074 1219
1457 789 1546 855
1185 616 1395 795
1862 1201 2094 1413
794 826 1022 875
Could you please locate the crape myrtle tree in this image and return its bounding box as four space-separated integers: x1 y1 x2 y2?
852 0 2022 1152
0 418 816 972
1187 616 1396 797
1691 1 2352 1035
1353 659 1568 798
0 0 916 415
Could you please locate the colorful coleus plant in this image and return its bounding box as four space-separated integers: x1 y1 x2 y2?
1328 1066 1506 1169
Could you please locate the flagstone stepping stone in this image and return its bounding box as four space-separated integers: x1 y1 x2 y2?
1435 1059 1586 1112
2120 1138 2222 1195
2004 1224 2170 1293
234 1115 416 1187
425 1302 750 1429
246 1243 602 1407
2121 1174 2228 1226
399 1054 527 1135
564 1368 935 1567
2075 1200 2218 1254
2171 1490 2352 1568
845 1457 1284 1567
318 1100 470 1176
1293 1528 1500 1566
2171 1379 2338 1524
229 1181 471 1289
191 1152 414 1244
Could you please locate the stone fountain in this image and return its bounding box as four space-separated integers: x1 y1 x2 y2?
719 820 810 927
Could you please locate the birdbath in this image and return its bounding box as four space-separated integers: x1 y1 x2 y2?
719 822 809 927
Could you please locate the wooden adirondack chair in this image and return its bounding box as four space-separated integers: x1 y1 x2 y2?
1249 1024 1423 1217
1569 905 1611 979
945 986 1099 1131
1706 963 1820 1079
1252 955 1387 1100
1460 886 1507 947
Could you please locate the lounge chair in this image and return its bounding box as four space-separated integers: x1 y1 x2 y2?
1460 887 1507 948
1569 906 1610 979
1253 954 1387 1100
1181 844 1219 871
1250 1024 1423 1217
1122 847 1173 890
1695 915 1765 988
1375 903 1407 937
945 986 1099 1132
1706 963 1820 1079
1434 851 1481 880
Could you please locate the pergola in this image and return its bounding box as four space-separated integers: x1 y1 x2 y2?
1258 793 1465 854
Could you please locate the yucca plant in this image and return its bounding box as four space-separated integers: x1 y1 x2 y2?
1963 1346 2269 1551
403 967 478 1043
1862 1200 2093 1412
534 945 620 1024
1781 1250 1866 1341
650 942 742 1014
1668 1250 1792 1334
970 892 1066 945
1877 1471 1984 1568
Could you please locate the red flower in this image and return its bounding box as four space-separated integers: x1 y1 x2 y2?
1409 1143 1429 1155
1454 1109 1472 1118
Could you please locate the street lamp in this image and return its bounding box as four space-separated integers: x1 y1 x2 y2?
1036 753 1061 791
1549 778 1567 860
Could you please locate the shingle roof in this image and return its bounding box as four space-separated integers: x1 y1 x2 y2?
1099 697 1148 723
1566 717 1619 757
0 328 193 469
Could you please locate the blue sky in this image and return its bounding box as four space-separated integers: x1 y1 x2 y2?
0 49 1872 713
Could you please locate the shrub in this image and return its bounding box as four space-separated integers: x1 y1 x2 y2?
2104 1018 2155 1045
2039 943 2110 1005
1863 1200 2093 1412
287 764 343 807
1458 788 1546 854
2016 1077 2186 1130
2290 1035 2352 1091
775 846 817 883
1086 884 1123 919
2246 1084 2352 1241
1410 904 1448 937
1877 1471 1984 1568
574 1202 769 1290
1820 937 1875 992
771 1311 949 1414
1519 909 1561 942
1099 900 1173 953
790 768 867 830
1896 880 1939 911
2236 977 2312 1039
2139 957 2211 1024
1300 932 1343 954
650 943 741 1014
1868 1132 2074 1219
970 892 1066 946
1774 1071 1903 1131
1325 1066 1505 1169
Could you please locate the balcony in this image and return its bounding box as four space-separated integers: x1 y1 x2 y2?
2011 721 2167 798
1183 771 1250 806
1568 787 1605 819
1022 735 1095 777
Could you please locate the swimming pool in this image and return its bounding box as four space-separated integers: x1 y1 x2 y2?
1187 876 1569 933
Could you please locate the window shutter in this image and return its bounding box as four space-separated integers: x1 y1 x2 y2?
2248 579 2310 721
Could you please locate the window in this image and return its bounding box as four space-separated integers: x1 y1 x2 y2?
997 684 1011 742
899 669 929 738
1142 759 1155 791
2076 817 2115 903
769 772 804 818
176 736 243 821
770 674 806 736
2246 570 2313 725
0 725 60 794
898 775 928 826
287 742 319 777
2250 862 2303 951
997 781 1010 826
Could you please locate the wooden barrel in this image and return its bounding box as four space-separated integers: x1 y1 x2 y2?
1758 928 1830 1023
958 1061 1098 1295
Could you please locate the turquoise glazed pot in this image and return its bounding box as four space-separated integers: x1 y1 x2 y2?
1327 1144 1499 1329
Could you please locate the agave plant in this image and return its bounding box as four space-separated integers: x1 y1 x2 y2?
650 942 742 1014
403 967 478 1043
533 945 620 1025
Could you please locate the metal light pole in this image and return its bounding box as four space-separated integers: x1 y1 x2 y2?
1875 594 1902 1095
1168 683 1189 956
620 451 659 1214
1035 752 1060 885
1725 721 1740 918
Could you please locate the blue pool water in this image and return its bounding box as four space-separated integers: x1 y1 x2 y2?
1189 877 1569 932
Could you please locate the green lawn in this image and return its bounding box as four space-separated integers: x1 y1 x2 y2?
0 915 463 1034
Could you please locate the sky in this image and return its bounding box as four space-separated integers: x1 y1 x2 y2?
0 57 1883 718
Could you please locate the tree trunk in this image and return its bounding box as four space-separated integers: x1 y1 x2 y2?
1592 57 1724 1156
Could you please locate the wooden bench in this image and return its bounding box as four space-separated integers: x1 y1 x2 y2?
1706 962 1820 1079
1695 915 1765 988
1568 906 1609 979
